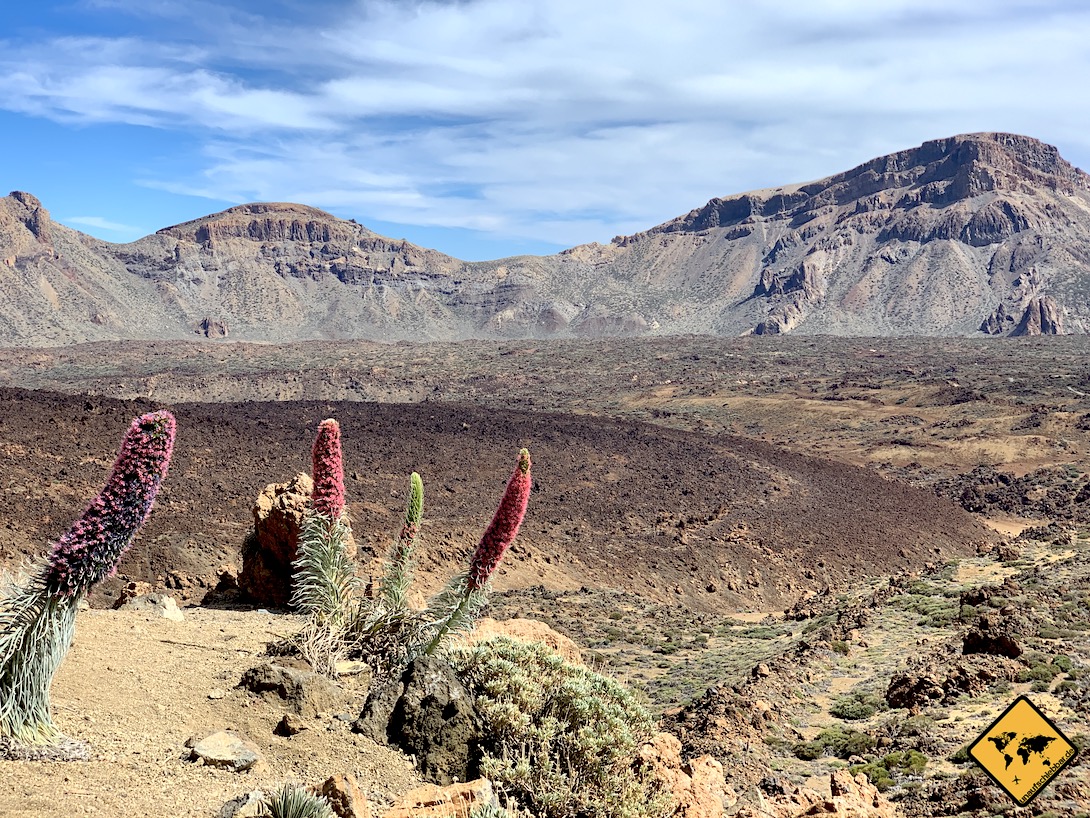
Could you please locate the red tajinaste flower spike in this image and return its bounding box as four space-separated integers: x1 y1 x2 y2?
467 448 531 591
45 410 176 597
311 418 346 520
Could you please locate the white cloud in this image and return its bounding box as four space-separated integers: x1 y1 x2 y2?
5 0 1090 252
62 215 144 238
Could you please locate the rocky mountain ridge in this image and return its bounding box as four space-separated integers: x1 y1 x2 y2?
2 132 1089 345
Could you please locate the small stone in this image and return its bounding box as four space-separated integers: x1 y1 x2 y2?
190 731 263 772
209 689 227 700
116 592 184 622
218 790 266 818
274 714 309 737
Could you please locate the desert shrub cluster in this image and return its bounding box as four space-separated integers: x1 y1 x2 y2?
451 637 670 818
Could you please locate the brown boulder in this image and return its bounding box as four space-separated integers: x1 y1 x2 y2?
639 732 735 818
321 773 372 818
962 613 1023 658
238 473 356 606
382 779 497 818
239 472 312 606
733 771 897 818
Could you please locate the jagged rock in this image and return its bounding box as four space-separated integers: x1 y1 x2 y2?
239 472 313 606
321 773 372 818
962 613 1023 658
732 770 897 818
274 713 309 737
111 580 154 608
382 779 497 818
979 302 1014 334
353 656 482 785
218 791 266 818
238 662 342 718
198 317 230 338
190 731 263 772
885 655 1019 710
639 733 735 818
1010 295 1064 336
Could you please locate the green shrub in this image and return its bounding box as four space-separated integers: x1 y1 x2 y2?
793 725 875 760
1053 655 1074 673
1016 662 1059 683
949 744 971 764
830 691 888 721
850 750 927 791
451 638 671 818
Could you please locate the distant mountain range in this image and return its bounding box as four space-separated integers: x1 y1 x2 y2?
2 132 1088 346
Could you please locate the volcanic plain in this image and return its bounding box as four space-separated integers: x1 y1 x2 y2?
2 335 1090 817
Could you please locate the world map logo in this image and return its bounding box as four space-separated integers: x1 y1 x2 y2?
969 696 1077 805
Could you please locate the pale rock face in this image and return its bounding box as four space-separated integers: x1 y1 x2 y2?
2 132 1089 343
639 732 735 818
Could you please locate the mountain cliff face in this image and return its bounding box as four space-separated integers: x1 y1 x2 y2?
2 132 1089 345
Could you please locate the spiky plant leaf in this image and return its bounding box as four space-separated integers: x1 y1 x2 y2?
262 784 336 818
291 512 358 626
0 566 78 744
417 571 490 658
378 471 424 615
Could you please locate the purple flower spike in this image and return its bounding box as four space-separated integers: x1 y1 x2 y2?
311 418 345 520
45 410 176 597
468 448 531 591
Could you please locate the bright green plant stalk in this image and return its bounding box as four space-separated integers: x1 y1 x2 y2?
0 410 175 745
378 471 424 615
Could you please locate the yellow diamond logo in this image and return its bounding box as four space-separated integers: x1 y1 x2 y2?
968 695 1078 805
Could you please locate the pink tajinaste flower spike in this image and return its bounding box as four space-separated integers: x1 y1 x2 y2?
467 448 532 591
45 410 176 597
311 418 346 520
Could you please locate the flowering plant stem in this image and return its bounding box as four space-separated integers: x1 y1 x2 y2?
0 410 175 745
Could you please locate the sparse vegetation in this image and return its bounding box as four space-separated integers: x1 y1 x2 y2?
849 750 927 792
451 637 670 818
793 725 876 760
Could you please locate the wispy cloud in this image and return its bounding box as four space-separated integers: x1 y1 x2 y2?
63 214 144 237
5 0 1090 252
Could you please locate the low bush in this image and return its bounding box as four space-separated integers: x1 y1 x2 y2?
451 637 671 818
850 750 927 791
793 725 876 760
830 691 888 721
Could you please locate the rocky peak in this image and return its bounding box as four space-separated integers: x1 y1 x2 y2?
1010 296 1064 336
5 190 53 245
156 202 367 245
640 133 1089 240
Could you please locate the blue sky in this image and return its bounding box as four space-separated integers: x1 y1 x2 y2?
2 1 1088 261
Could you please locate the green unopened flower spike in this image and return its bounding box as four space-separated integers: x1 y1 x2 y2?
379 471 424 614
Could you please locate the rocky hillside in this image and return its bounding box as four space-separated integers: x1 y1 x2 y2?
2 132 1089 344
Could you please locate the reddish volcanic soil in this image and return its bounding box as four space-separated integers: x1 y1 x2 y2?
0 387 995 613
